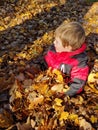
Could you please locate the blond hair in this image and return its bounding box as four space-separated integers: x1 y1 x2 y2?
55 22 85 51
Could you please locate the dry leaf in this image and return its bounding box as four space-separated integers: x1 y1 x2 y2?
90 115 97 123
51 84 64 92
79 118 92 130
52 69 64 83
54 98 63 106
59 111 69 121
28 95 44 109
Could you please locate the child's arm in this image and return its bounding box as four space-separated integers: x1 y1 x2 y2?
65 66 89 96
59 62 89 97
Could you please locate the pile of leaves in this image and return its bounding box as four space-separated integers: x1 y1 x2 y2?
6 61 97 130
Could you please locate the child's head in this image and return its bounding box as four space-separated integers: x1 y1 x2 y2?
54 22 85 52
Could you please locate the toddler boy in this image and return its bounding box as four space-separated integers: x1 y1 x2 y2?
45 22 89 96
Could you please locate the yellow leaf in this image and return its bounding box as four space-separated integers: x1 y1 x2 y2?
79 118 92 130
28 102 34 110
0 58 2 63
74 118 79 125
31 119 36 128
78 96 84 105
96 28 98 33
56 75 64 83
35 74 44 82
33 84 39 90
41 119 44 125
27 92 37 101
28 95 44 109
15 91 22 98
20 60 25 65
59 111 69 121
68 113 78 121
43 33 48 41
40 84 48 95
17 52 26 59
90 115 97 123
54 98 63 106
33 83 48 95
53 105 64 112
0 26 5 31
51 84 64 92
88 72 98 93
88 73 96 83
52 69 64 82
63 85 69 93
45 97 51 102
33 95 44 105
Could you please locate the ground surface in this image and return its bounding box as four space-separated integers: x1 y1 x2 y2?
0 0 98 130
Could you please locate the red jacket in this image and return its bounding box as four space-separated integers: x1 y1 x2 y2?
45 43 89 96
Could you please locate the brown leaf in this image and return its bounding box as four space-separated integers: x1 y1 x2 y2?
0 74 15 93
0 109 13 128
16 122 32 130
79 117 92 130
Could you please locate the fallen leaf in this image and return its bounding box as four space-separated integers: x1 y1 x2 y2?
54 98 63 106
79 118 92 130
59 111 69 121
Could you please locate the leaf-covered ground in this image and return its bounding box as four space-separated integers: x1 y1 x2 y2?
0 0 98 130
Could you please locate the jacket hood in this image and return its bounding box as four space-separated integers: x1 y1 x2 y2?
45 43 87 69
58 43 87 57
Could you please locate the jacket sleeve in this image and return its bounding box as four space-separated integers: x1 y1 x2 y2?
65 65 89 96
